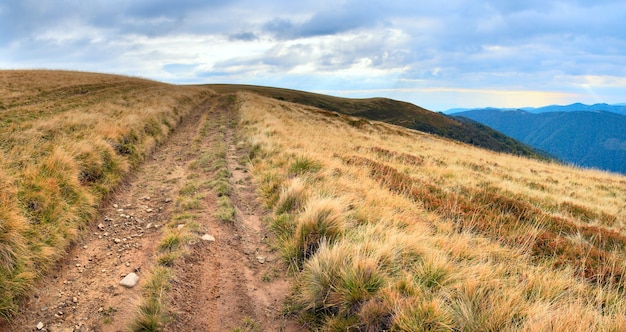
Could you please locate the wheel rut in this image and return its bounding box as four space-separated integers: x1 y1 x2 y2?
7 94 298 331
165 96 298 331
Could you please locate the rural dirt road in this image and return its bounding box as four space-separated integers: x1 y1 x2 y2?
6 95 297 331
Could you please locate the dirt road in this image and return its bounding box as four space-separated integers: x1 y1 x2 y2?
6 94 297 331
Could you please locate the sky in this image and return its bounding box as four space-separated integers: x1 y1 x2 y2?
1 0 625 111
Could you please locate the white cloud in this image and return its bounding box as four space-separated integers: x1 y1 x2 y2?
0 0 625 110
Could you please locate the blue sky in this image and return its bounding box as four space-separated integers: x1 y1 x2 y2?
1 0 625 111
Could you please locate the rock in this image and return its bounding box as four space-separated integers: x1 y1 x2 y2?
164 198 172 203
143 196 151 201
37 321 44 330
119 273 139 288
201 234 216 242
114 238 121 244
177 224 185 230
146 208 153 213
256 256 266 264
97 223 105 230
243 248 252 255
72 297 78 303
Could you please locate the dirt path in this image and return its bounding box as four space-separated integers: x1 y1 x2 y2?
7 95 298 331
165 96 298 331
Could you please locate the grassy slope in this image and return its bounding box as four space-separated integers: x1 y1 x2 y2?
207 84 547 159
0 70 210 319
237 92 626 330
3 71 626 330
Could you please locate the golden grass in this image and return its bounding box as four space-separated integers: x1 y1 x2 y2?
0 70 210 319
238 92 626 330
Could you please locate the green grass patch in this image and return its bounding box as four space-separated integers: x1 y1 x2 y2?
288 156 322 175
214 196 236 222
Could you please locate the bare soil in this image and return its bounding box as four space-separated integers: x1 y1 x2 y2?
6 96 298 331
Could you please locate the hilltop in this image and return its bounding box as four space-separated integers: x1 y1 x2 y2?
207 84 547 159
1 70 626 331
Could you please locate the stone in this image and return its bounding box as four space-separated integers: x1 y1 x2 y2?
119 273 139 288
256 256 266 264
201 234 216 242
114 238 121 244
37 322 44 330
97 223 105 230
177 224 185 230
73 297 78 303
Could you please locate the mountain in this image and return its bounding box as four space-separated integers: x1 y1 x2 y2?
453 109 626 174
207 84 547 160
446 103 626 116
528 103 626 115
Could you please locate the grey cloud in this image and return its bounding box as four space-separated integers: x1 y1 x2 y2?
263 1 382 39
229 32 258 41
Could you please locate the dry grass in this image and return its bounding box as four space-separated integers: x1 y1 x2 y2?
238 92 626 330
0 70 210 319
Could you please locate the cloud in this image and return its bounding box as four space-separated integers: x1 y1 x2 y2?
1 0 625 110
229 32 258 41
263 1 382 39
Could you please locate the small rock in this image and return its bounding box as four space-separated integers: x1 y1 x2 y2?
82 245 88 249
37 321 44 330
201 234 216 242
113 204 119 208
164 198 172 203
146 208 153 213
243 248 252 255
143 196 151 201
177 224 185 230
114 238 121 244
72 297 78 303
256 256 266 264
98 223 105 230
119 273 139 288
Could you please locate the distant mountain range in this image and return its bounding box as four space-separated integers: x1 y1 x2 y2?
446 103 626 116
450 106 626 174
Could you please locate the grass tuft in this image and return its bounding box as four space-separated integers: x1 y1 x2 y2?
292 198 344 266
288 156 322 175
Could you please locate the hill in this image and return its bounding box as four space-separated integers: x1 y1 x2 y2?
207 84 547 160
453 109 626 174
2 70 626 330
